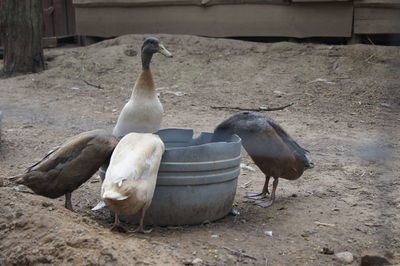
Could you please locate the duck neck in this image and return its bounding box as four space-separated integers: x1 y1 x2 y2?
131 69 155 98
141 52 154 70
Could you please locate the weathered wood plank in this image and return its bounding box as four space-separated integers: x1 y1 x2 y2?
66 0 76 35
75 3 353 38
292 0 349 2
73 0 290 7
42 0 55 37
53 0 68 36
354 7 400 34
354 0 400 7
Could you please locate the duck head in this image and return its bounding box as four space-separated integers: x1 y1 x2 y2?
141 37 172 69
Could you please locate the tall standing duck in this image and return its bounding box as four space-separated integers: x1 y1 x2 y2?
101 132 165 233
8 130 118 211
212 112 314 207
93 37 172 211
112 37 173 138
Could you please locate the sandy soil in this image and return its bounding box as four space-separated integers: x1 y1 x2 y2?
0 34 399 265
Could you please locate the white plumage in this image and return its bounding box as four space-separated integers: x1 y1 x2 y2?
101 132 165 233
112 70 163 138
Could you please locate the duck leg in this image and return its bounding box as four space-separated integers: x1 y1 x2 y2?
245 176 271 200
130 207 152 234
110 214 127 233
64 192 74 211
255 178 279 208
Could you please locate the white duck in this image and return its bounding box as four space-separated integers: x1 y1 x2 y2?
101 132 165 233
112 37 172 138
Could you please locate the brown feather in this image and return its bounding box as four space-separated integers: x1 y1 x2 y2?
213 111 313 182
9 129 118 199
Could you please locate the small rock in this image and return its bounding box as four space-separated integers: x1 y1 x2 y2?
229 209 240 216
273 90 286 96
319 247 334 255
264 231 273 237
192 258 203 264
335 251 354 264
211 234 219 238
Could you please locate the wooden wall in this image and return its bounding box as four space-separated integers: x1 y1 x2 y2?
74 2 353 38
43 0 76 38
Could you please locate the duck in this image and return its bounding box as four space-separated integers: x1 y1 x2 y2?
92 37 173 211
92 37 171 211
101 132 165 233
212 111 314 207
8 130 118 211
112 37 173 138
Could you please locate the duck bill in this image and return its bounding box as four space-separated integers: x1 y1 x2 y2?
158 44 173 58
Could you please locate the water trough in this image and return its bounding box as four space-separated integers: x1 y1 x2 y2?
124 128 242 226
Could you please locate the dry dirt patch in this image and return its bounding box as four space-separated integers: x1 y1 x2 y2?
0 34 399 265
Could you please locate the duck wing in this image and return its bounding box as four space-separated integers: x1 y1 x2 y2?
27 132 101 174
102 133 164 202
267 119 314 168
26 145 60 172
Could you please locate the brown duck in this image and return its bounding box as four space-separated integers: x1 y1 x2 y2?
8 129 118 211
213 111 314 207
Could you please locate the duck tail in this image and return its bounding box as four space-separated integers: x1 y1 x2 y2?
102 190 128 201
304 153 315 169
7 174 25 183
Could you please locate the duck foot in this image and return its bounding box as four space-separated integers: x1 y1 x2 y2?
110 224 127 233
245 191 268 200
110 214 126 233
129 226 153 234
128 207 152 234
254 200 274 208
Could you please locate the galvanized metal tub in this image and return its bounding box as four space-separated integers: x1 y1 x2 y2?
124 128 242 226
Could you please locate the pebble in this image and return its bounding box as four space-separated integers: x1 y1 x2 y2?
273 90 286 96
335 251 354 264
264 231 273 237
192 258 203 264
319 247 334 255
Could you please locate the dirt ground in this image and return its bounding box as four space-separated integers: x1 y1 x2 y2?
0 34 399 265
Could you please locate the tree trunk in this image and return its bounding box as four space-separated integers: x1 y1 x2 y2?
1 0 44 76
